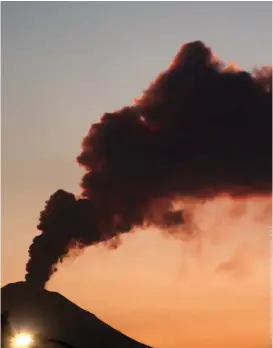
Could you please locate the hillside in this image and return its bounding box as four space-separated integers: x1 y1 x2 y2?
1 282 151 348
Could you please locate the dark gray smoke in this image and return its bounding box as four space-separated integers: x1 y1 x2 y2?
25 41 272 288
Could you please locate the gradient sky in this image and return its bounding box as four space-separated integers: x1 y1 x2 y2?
2 2 272 348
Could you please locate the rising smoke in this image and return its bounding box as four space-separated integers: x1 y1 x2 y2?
25 41 272 288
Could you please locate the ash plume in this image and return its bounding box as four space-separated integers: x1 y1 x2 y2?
25 41 272 288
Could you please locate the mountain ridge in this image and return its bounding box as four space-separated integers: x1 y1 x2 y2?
1 281 152 348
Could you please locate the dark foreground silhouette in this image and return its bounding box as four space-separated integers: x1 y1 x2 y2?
1 282 151 348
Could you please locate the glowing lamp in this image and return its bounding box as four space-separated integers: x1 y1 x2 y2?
11 333 33 348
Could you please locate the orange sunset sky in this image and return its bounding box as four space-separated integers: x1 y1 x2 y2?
2 2 272 348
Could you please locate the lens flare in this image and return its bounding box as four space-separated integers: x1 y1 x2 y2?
12 333 33 347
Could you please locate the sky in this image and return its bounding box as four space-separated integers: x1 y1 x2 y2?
1 2 272 348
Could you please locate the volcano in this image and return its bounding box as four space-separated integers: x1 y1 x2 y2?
1 282 151 348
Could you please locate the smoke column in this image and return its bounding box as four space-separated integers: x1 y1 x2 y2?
25 41 272 288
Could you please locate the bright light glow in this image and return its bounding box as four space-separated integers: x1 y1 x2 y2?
12 333 33 347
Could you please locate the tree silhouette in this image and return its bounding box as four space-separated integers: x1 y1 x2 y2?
1 311 77 348
1 311 13 348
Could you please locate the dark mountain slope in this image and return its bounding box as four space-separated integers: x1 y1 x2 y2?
1 282 151 348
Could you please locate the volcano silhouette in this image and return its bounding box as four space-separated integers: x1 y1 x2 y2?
1 282 151 348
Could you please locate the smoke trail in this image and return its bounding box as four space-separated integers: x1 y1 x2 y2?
25 41 272 288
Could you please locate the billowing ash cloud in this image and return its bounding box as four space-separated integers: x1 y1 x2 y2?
25 41 272 288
